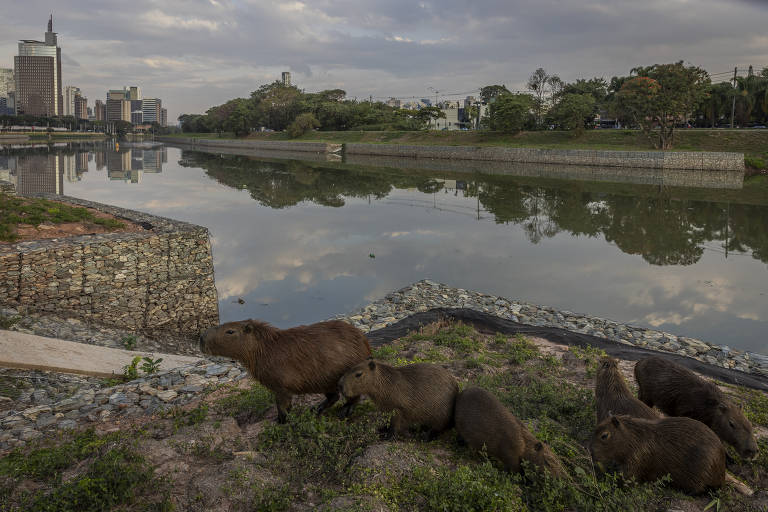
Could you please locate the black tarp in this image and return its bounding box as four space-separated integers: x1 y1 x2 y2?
366 308 768 392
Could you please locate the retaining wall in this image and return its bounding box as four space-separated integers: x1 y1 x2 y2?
344 144 745 172
0 196 219 335
344 154 745 189
160 136 341 154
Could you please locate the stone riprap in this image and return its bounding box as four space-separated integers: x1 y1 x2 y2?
344 153 745 190
344 144 745 172
0 195 219 335
0 179 15 195
0 360 248 452
159 136 341 154
335 280 768 378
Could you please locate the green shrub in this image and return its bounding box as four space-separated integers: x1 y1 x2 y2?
745 156 766 169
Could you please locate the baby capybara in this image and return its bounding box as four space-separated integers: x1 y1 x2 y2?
455 387 565 477
595 357 658 423
200 319 371 423
590 414 726 494
338 359 458 439
634 356 757 459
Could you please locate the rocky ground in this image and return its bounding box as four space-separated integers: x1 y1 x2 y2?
1 321 766 512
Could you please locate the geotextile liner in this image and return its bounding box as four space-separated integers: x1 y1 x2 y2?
366 308 768 393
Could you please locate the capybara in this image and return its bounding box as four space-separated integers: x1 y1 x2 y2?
634 356 757 459
200 319 371 423
595 357 658 423
455 387 565 477
338 360 458 439
590 414 726 494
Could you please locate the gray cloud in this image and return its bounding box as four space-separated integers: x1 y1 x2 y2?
1 0 766 121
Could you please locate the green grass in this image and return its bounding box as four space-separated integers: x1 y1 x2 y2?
0 429 171 511
0 193 124 242
406 322 480 354
168 128 768 158
216 383 274 420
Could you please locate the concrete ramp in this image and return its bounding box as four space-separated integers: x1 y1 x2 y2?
0 330 203 378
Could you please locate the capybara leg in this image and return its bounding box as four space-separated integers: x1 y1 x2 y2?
275 391 292 424
422 428 440 442
337 395 362 418
315 392 340 415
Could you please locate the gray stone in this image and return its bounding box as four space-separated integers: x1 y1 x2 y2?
157 390 178 402
21 405 52 421
205 365 228 377
58 420 77 430
19 428 42 441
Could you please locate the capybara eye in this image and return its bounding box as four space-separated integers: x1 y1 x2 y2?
226 329 235 335
729 420 735 429
601 432 609 440
355 371 362 378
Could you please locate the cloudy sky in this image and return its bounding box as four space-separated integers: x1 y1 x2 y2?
1 0 767 122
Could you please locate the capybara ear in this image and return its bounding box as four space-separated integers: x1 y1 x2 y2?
535 441 543 452
611 416 620 427
718 402 729 411
368 360 376 370
243 322 253 334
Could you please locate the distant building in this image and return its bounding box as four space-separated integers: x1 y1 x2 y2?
281 71 291 86
86 106 93 119
159 107 167 127
386 97 401 108
63 85 80 116
130 99 143 124
142 98 161 123
106 98 130 122
14 16 63 116
94 99 105 121
74 93 87 120
0 68 14 102
127 86 141 100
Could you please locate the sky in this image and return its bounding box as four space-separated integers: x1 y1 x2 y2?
1 0 767 123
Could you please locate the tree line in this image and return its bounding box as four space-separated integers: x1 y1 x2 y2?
179 62 768 149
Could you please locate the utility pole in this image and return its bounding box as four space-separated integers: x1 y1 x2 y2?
730 67 737 129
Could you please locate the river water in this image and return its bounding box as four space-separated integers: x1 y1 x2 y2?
2 141 767 354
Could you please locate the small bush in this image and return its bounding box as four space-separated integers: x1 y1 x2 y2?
287 113 320 138
745 156 766 170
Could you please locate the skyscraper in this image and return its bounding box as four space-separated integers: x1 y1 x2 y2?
63 85 80 116
74 93 87 120
282 71 291 86
94 99 105 121
0 68 14 99
142 98 161 123
14 15 63 116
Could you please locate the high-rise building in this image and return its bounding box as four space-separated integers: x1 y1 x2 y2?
106 90 130 122
74 93 87 120
282 71 291 86
127 86 141 100
63 85 81 116
159 107 167 127
94 99 105 121
130 99 143 124
14 16 63 116
142 98 161 123
0 68 14 99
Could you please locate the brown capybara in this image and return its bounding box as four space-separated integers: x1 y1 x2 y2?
634 356 758 459
338 360 458 439
590 414 726 494
200 319 371 423
455 387 565 477
595 357 658 423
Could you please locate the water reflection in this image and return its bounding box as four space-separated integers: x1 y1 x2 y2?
0 142 167 192
2 143 767 354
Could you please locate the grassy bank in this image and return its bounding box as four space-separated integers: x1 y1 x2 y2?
2 322 765 511
164 129 768 161
25 132 107 141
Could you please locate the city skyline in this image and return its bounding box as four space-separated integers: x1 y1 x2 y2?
0 1 767 122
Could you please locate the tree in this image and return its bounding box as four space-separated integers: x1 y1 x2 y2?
617 62 709 149
415 106 446 129
549 93 596 135
287 112 320 138
488 93 534 133
527 68 563 127
480 85 511 103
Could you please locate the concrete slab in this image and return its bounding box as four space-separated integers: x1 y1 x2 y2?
0 330 203 378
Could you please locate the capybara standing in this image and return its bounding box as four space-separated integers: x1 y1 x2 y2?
200 319 371 423
634 356 758 459
590 414 726 494
455 387 565 477
595 357 658 423
338 360 458 439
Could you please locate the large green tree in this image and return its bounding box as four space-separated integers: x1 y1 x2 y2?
549 93 596 135
488 93 534 133
617 61 710 149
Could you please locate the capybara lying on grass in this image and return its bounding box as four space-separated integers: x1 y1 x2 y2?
595 357 658 423
590 414 726 494
455 386 565 476
634 356 757 459
200 319 371 423
338 360 458 439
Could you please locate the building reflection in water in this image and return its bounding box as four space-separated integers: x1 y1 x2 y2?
0 144 166 194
